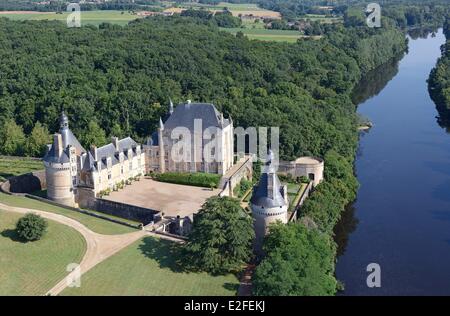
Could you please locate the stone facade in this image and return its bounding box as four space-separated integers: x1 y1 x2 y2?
144 101 234 176
279 156 324 187
43 112 145 207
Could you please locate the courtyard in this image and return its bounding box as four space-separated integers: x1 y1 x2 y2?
103 178 220 217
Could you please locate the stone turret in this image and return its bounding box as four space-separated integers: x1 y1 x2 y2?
43 112 85 207
250 150 288 254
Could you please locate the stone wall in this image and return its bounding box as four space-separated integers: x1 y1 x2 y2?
219 155 253 197
95 198 160 225
0 170 46 194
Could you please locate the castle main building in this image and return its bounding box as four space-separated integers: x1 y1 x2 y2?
145 101 234 175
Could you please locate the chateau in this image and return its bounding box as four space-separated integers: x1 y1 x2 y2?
144 100 234 175
43 101 233 207
42 100 323 246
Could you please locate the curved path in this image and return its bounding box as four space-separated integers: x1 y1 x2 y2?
0 202 146 296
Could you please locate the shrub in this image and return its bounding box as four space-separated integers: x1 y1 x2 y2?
153 172 221 188
16 213 48 241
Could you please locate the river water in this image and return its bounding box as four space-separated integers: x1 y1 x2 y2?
335 29 450 295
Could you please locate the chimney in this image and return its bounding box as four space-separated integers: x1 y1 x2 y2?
111 136 119 152
54 133 63 158
283 184 289 205
90 145 98 161
267 173 275 199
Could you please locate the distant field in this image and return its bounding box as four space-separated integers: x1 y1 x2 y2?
220 27 302 43
0 10 141 26
61 236 239 296
0 210 86 295
0 156 43 182
303 13 342 23
164 1 281 19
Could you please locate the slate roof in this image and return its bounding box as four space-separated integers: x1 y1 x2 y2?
84 137 141 171
250 172 287 209
250 150 287 208
163 103 230 131
43 112 85 164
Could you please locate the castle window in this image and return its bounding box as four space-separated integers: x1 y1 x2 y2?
121 166 124 174
108 173 111 180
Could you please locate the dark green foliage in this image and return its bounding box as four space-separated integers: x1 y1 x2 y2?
0 16 406 161
153 172 221 188
233 178 253 198
428 18 450 118
183 196 255 274
16 213 48 241
253 222 337 296
300 150 358 235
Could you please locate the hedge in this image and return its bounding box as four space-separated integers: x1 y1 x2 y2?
153 172 221 188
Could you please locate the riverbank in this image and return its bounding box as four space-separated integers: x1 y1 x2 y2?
335 28 450 295
428 19 450 126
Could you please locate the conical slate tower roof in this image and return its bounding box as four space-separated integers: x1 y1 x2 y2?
250 150 286 208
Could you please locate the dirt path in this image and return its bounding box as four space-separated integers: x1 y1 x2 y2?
0 202 146 296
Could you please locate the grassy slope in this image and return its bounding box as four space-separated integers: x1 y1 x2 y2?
0 157 43 182
0 193 136 235
61 236 239 296
0 210 86 295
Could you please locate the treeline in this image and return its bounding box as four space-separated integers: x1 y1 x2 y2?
428 18 450 123
344 2 449 29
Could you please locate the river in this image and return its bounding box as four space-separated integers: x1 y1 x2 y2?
335 29 450 295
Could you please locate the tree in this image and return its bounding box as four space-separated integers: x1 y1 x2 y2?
79 120 107 148
253 222 337 296
0 119 26 155
183 196 255 274
24 122 51 157
16 213 48 241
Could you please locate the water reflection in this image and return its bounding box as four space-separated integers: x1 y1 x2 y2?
351 54 403 105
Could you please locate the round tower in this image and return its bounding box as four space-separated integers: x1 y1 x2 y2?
250 151 288 253
44 133 75 206
43 112 85 207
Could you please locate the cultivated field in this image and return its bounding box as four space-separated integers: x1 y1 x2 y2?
0 156 43 182
220 27 303 43
0 210 86 296
0 193 136 235
0 10 141 26
61 236 239 296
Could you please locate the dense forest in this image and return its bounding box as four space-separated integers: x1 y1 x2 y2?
0 15 405 159
428 18 450 126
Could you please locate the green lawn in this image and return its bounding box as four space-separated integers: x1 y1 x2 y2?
61 236 239 296
0 156 43 182
0 10 141 26
0 210 86 296
0 193 136 235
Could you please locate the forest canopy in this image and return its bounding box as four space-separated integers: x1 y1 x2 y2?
0 15 406 160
